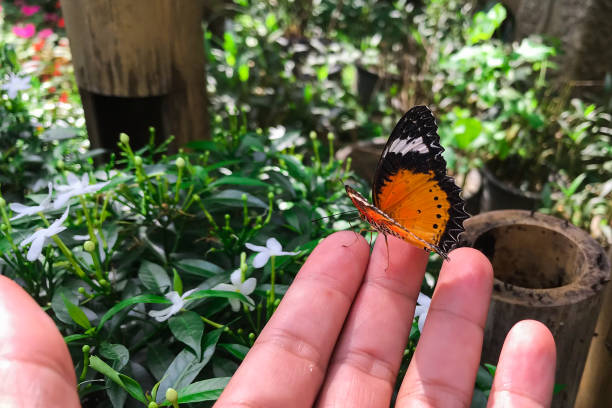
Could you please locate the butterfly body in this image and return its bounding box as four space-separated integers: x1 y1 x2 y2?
345 106 469 259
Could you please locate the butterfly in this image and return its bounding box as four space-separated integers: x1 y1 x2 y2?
345 105 469 260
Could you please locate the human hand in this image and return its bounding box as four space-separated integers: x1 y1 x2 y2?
0 275 80 407
215 231 557 407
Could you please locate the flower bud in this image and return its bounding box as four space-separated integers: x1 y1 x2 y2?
84 240 95 252
148 402 159 408
309 130 317 140
192 194 200 202
119 133 130 145
78 287 86 295
165 388 178 404
327 132 335 141
82 345 90 354
175 157 185 169
57 159 64 170
134 156 143 166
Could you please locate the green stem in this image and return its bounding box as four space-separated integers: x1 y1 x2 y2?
51 235 93 285
174 166 183 204
201 316 224 330
268 256 276 318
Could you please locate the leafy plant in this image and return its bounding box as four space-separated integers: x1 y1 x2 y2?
0 116 365 406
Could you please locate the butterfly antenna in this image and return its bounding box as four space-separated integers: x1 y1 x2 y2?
311 210 359 223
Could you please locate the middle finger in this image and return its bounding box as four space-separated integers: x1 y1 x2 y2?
316 235 429 407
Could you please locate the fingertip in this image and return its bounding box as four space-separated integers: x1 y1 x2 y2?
444 247 494 287
0 275 77 384
505 320 557 364
490 320 557 407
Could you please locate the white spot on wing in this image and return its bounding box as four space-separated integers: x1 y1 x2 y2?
384 137 429 156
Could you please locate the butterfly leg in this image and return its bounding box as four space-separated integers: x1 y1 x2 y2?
383 233 390 271
342 218 365 248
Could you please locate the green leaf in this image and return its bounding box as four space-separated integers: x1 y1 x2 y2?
553 383 566 395
185 140 220 152
565 174 587 196
223 32 237 57
169 311 205 359
238 64 249 82
279 154 309 183
208 175 268 188
218 343 250 360
147 346 174 381
100 342 130 371
61 294 92 330
89 356 147 403
173 269 183 295
176 259 223 277
203 189 267 209
187 289 255 309
177 377 231 404
155 330 220 405
64 334 91 343
265 13 277 31
471 388 489 408
474 365 493 390
454 117 482 149
469 3 507 44
97 294 170 331
139 261 172 293
51 287 80 325
304 83 313 103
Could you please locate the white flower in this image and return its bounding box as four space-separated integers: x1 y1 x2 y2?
20 207 69 261
148 288 198 322
9 183 53 220
245 237 298 268
213 269 257 312
54 172 110 209
1 73 31 99
414 292 431 333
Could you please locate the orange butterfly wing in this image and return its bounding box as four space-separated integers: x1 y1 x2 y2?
347 106 468 258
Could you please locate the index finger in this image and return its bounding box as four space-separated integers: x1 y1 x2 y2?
215 231 370 408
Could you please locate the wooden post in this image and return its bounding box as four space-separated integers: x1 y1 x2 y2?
460 210 610 407
575 246 612 408
60 0 209 153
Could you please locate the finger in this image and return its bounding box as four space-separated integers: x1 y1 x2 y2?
316 235 429 407
215 231 370 408
488 320 556 408
0 276 80 408
397 248 493 407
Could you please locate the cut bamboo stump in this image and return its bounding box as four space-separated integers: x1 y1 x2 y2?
460 210 610 407
575 245 612 408
61 0 209 153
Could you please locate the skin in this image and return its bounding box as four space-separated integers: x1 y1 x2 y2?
0 231 556 407
215 231 556 408
0 275 80 407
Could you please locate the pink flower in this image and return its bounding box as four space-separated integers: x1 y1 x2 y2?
20 5 40 16
38 28 53 39
13 24 36 38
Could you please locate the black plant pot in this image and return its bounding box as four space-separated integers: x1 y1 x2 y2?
479 165 542 212
356 64 379 106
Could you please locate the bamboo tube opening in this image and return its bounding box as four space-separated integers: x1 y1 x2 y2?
473 224 584 289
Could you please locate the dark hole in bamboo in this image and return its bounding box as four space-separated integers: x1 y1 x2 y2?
473 224 584 289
